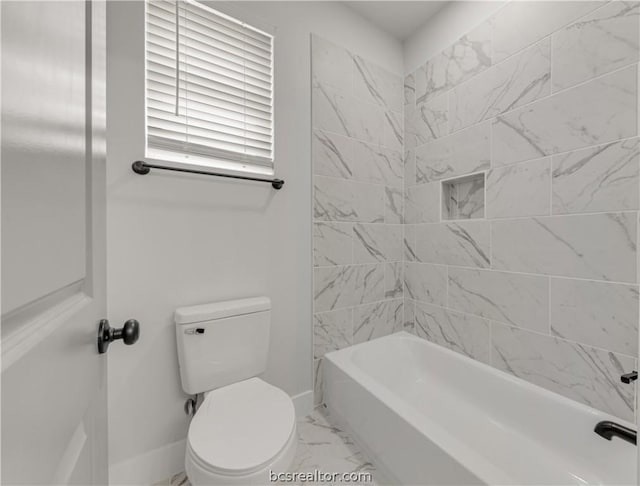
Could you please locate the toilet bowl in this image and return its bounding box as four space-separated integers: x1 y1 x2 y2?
185 378 297 485
174 297 296 485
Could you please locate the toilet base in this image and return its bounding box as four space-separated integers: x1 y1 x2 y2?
185 422 298 485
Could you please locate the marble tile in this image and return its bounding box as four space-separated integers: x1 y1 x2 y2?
491 323 635 421
314 308 353 359
491 1 606 63
384 186 404 224
404 262 447 306
313 222 352 267
415 221 491 268
486 158 551 219
311 34 353 92
353 263 385 305
414 302 491 363
403 298 416 333
491 213 637 283
383 110 403 151
492 66 637 166
312 129 354 179
442 175 485 220
352 141 403 187
312 83 385 145
416 21 492 104
448 267 549 332
354 299 400 344
314 265 355 312
353 223 403 264
353 55 403 113
416 122 490 183
404 72 416 107
389 298 405 333
450 38 551 132
550 278 639 357
314 358 323 406
552 138 640 215
405 182 440 224
385 262 403 299
314 176 384 223
404 149 416 188
404 224 417 262
406 94 448 150
553 2 640 91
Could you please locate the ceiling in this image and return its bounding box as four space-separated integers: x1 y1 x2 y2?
343 1 448 41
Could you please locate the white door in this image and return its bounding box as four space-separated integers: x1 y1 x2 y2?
1 1 109 484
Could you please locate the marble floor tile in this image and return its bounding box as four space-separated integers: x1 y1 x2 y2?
158 408 378 486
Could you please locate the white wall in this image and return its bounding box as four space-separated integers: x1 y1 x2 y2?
106 2 401 482
403 0 504 74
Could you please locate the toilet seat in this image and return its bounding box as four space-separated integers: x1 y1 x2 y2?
187 377 296 477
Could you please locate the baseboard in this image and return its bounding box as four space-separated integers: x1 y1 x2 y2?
109 438 186 485
291 389 314 418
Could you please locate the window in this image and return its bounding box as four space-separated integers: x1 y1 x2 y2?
145 0 274 173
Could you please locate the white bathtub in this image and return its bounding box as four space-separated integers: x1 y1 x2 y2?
323 332 637 485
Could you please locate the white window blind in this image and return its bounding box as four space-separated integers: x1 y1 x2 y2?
145 0 274 170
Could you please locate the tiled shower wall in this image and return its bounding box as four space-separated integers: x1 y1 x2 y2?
311 34 405 405
403 1 640 421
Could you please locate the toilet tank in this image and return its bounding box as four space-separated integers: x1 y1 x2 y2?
175 297 271 395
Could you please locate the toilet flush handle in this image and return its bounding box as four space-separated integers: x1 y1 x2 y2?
97 319 140 354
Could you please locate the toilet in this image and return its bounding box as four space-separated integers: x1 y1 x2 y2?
175 297 297 485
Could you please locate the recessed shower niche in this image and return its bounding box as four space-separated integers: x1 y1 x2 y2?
441 173 485 220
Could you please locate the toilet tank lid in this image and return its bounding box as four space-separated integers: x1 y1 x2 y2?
175 297 271 325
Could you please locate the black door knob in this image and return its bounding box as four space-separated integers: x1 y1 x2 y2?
98 319 140 354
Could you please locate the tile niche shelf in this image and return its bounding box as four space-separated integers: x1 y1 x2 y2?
441 173 485 221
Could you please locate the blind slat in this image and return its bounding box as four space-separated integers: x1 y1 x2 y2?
145 0 274 169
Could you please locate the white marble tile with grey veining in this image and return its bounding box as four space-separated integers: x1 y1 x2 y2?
313 358 323 406
414 302 491 363
314 308 353 359
450 38 551 132
443 175 485 220
406 94 449 150
416 122 490 183
354 299 402 344
491 1 606 63
312 129 354 179
552 138 640 215
403 298 416 333
404 262 447 306
313 222 352 267
448 267 549 332
404 72 416 107
404 149 416 188
384 186 404 224
383 110 403 151
385 262 403 299
353 55 403 113
352 141 403 187
314 176 384 223
486 158 551 219
404 224 417 262
353 223 403 264
405 182 440 224
416 21 492 105
492 66 637 166
312 83 385 145
389 298 405 334
311 34 353 92
416 221 491 268
552 1 640 91
491 323 635 421
353 263 385 305
550 278 639 357
314 265 356 312
491 212 637 283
